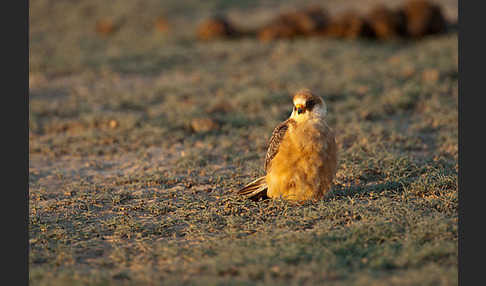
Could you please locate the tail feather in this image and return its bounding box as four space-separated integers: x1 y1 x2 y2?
236 176 268 200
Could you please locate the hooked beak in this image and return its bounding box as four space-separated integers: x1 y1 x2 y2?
295 104 305 114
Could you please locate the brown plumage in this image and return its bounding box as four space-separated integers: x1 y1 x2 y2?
264 119 293 172
237 89 338 203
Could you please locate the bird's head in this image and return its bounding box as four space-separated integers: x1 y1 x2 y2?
290 89 327 122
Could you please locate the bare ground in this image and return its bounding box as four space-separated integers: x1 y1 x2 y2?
29 1 457 285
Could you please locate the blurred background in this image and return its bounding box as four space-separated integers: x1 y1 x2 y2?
30 0 457 76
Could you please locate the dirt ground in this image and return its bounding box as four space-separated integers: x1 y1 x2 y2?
29 0 457 285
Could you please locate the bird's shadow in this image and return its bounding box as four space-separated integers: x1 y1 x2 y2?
233 175 419 204
326 178 412 201
243 179 411 204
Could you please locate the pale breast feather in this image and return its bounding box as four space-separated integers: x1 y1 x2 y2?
264 119 295 172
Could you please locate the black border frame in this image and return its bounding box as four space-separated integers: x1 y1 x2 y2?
458 0 482 285
3 0 29 285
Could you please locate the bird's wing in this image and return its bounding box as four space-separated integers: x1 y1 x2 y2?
264 118 294 172
236 176 268 200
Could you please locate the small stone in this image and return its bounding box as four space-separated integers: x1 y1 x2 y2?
270 265 280 273
96 19 116 36
109 120 118 129
356 85 369 95
387 55 401 64
422 69 439 82
191 118 219 133
155 17 169 33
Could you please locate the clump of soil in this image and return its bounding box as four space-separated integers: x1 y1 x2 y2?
196 16 241 41
190 118 220 133
258 6 330 41
324 10 375 39
400 0 446 38
365 5 407 40
95 19 119 37
197 0 448 42
154 17 170 33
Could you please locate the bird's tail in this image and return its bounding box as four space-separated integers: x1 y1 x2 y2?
236 176 268 200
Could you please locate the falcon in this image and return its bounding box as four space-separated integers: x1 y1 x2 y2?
236 89 338 202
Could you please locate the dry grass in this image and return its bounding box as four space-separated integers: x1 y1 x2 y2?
29 0 457 285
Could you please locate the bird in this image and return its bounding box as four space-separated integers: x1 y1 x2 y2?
236 89 338 202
